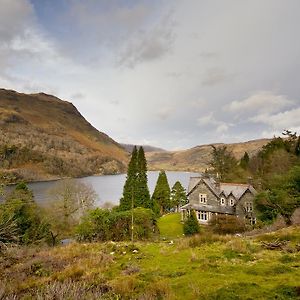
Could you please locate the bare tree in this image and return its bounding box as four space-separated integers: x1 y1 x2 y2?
45 180 97 245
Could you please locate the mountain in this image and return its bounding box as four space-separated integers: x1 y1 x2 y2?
0 89 128 183
121 144 165 153
146 139 271 172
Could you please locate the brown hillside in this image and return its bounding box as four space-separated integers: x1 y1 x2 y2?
146 139 271 172
0 89 128 182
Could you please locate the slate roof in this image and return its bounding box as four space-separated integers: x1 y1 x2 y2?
187 176 256 200
181 203 235 214
219 183 256 200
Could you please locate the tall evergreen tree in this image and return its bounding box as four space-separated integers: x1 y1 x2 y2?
151 170 171 215
119 146 138 211
183 211 200 236
240 152 250 169
295 136 300 156
170 181 187 212
136 147 151 208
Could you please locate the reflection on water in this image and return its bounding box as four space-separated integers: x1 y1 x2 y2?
26 171 200 206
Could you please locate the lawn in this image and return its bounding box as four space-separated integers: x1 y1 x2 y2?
157 213 184 239
1 226 300 299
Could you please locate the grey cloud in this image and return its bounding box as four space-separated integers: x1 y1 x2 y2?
201 68 234 86
227 92 295 115
117 12 175 68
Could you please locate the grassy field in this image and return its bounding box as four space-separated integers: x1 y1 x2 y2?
1 222 300 299
157 213 183 239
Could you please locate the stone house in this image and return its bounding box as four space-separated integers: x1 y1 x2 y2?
181 175 257 225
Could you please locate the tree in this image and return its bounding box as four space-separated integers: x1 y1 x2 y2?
151 170 171 215
3 183 50 244
119 146 151 211
295 136 300 156
119 146 138 211
183 211 200 235
255 165 300 225
136 147 151 208
46 180 97 244
240 152 250 169
209 146 237 180
170 181 187 212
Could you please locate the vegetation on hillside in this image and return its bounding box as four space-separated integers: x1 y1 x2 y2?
0 225 299 299
0 89 128 183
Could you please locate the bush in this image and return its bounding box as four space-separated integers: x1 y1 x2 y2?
183 211 200 236
209 214 246 234
2 183 50 245
76 207 157 242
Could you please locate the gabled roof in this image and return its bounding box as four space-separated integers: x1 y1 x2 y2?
187 177 202 194
219 183 256 200
187 176 220 198
187 175 256 201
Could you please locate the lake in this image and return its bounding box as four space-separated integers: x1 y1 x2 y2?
26 171 200 206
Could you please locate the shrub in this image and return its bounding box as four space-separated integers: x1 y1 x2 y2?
209 214 246 234
76 207 157 242
183 211 200 236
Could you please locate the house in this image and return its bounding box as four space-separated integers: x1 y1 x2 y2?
180 175 257 225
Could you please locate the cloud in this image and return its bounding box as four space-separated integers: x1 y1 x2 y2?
157 106 175 120
250 107 300 132
118 15 175 68
202 68 233 86
197 113 231 133
227 91 294 114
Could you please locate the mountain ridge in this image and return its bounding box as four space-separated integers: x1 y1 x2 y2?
146 138 271 172
0 88 128 183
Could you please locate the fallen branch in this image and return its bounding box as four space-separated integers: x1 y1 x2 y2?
261 239 288 250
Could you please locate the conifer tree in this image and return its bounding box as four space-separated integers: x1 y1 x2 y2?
136 147 151 208
295 136 300 156
151 170 171 215
183 211 200 236
170 181 187 212
119 146 138 211
240 152 250 169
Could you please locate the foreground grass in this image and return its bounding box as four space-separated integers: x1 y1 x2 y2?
0 226 300 299
158 213 183 239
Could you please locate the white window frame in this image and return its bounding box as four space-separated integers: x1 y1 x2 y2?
220 197 225 205
229 198 235 206
197 210 208 221
245 202 253 212
199 193 207 204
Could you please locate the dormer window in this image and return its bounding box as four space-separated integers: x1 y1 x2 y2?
220 198 225 205
230 199 235 206
199 194 207 204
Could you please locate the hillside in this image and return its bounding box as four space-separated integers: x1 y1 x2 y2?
121 143 165 153
0 89 128 182
1 224 299 299
146 139 271 172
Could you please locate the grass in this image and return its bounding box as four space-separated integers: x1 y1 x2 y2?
1 224 300 299
158 213 183 239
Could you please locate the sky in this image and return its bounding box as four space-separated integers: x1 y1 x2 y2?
0 0 299 150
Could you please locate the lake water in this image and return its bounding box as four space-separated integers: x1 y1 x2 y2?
26 171 200 206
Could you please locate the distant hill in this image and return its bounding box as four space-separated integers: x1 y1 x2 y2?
146 139 271 172
0 89 128 183
121 144 165 153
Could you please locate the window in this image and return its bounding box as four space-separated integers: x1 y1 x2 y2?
245 202 253 212
220 198 225 205
199 194 207 204
246 217 256 225
197 211 208 221
230 199 235 206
